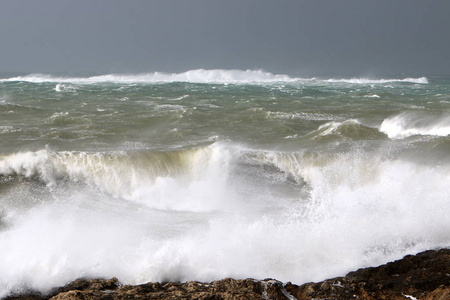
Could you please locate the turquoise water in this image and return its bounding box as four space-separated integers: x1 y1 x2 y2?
0 70 449 297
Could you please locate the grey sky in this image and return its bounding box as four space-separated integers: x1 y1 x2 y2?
1 0 449 76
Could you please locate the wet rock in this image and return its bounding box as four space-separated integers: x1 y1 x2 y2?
286 248 450 300
53 277 121 294
46 277 291 300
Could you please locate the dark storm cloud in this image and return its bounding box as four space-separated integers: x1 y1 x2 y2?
1 0 449 75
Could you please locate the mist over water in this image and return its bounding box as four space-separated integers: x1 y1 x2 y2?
0 70 449 297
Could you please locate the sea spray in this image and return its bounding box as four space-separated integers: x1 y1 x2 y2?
0 70 429 85
1 143 449 297
0 71 448 298
380 112 450 139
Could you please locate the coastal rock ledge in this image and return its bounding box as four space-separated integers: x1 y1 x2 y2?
6 249 449 300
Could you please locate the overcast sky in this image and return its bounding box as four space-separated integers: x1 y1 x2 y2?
1 0 449 76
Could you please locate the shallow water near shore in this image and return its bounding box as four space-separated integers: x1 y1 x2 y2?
0 70 449 297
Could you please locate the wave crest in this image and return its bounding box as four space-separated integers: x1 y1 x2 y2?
0 70 428 85
326 77 428 84
306 120 383 140
0 146 234 212
0 69 294 85
380 112 450 139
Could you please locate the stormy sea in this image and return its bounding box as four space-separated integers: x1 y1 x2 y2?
0 69 449 297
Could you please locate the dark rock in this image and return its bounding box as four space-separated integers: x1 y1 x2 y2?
5 248 449 299
53 278 121 294
286 248 450 300
42 278 292 300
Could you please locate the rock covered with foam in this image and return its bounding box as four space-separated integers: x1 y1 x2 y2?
5 249 449 300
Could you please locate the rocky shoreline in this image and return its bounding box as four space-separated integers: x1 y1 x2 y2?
5 248 449 300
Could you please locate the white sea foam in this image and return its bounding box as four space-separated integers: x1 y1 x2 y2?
0 70 428 85
0 70 295 85
380 112 450 139
0 150 60 186
0 144 449 297
0 146 235 212
54 83 77 92
0 126 20 134
326 77 428 84
266 111 337 121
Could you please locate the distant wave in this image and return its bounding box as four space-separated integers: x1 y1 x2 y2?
54 83 77 92
380 112 450 139
0 69 295 84
0 69 428 85
325 77 429 84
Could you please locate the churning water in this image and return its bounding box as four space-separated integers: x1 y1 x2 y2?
0 70 449 297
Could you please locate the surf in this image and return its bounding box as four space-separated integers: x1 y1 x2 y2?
380 112 450 139
0 70 429 85
0 71 448 298
0 143 449 298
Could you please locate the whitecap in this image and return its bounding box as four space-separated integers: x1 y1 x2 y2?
54 83 77 92
0 71 429 86
380 112 450 139
0 70 297 85
325 77 428 84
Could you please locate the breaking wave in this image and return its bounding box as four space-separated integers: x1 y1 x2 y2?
380 112 450 139
0 70 428 85
0 143 449 297
325 77 429 84
0 146 231 212
54 83 77 92
0 70 294 85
